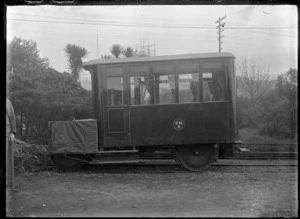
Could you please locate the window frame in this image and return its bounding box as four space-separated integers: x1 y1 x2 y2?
126 59 229 106
130 75 154 106
178 72 202 104
106 76 124 107
201 69 228 102
153 73 176 105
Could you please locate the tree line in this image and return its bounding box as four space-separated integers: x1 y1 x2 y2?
7 38 92 144
236 57 297 139
6 38 297 144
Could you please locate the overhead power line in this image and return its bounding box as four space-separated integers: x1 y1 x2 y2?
9 12 163 26
7 18 218 29
7 18 296 30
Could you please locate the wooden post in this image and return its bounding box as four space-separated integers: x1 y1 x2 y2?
6 138 15 190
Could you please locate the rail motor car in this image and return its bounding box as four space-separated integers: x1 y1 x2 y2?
49 52 238 171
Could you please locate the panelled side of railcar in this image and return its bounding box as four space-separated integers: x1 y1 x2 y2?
91 55 237 150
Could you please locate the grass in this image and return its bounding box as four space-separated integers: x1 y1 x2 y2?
238 128 297 144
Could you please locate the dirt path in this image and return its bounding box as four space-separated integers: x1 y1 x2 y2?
6 163 298 217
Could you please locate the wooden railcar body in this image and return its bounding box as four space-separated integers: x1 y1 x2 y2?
83 52 237 150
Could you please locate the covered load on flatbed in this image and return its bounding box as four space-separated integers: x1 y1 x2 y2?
49 119 98 154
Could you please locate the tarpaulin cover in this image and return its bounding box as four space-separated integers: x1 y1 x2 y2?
49 119 98 153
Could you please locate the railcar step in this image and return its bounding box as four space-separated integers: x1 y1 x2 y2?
92 153 139 164
235 147 251 152
234 152 298 158
91 160 139 164
97 150 138 154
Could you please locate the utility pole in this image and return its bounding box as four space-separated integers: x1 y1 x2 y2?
215 15 226 52
96 25 99 59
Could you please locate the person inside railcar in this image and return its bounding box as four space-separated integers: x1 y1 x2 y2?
203 72 213 101
168 74 176 102
208 72 225 101
190 73 200 102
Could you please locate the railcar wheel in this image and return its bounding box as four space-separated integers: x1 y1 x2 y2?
51 154 86 171
177 144 215 172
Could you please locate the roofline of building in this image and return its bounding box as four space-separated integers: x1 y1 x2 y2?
82 52 235 69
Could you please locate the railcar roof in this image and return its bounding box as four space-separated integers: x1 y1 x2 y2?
82 52 235 68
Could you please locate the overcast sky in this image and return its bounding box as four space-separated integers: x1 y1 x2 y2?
6 5 297 84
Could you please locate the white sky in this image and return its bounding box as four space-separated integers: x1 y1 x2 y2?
6 5 297 84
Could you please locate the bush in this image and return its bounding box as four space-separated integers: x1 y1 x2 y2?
10 70 93 144
14 139 53 174
236 96 263 128
257 69 297 139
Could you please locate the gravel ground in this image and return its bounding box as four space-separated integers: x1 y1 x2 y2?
6 160 298 217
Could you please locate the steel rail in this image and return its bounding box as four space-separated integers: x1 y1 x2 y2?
81 161 297 174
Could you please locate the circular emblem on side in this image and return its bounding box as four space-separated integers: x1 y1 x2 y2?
173 118 185 131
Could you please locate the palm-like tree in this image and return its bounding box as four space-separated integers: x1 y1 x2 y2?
122 47 134 58
64 44 89 81
101 54 112 59
110 44 123 58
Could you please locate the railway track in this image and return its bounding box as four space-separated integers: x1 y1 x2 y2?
83 158 297 174
53 145 298 173
139 158 298 165
139 150 298 160
234 143 298 159
232 152 298 159
89 148 298 173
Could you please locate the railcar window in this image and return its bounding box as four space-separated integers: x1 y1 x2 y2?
107 77 124 106
130 76 153 105
154 74 175 104
202 71 226 102
179 73 200 103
